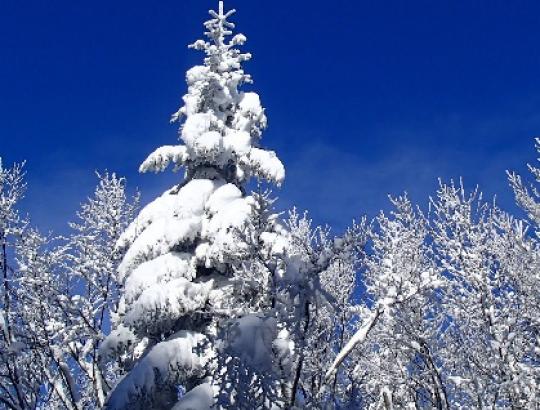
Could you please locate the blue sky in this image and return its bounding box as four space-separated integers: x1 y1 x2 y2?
1 0 540 233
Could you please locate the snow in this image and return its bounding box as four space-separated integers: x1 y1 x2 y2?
281 253 304 283
171 179 225 218
125 278 214 334
204 197 252 235
0 309 8 342
118 178 257 277
325 309 382 380
205 183 243 216
106 331 208 410
247 148 285 185
223 130 251 156
124 252 194 304
201 196 253 264
118 216 201 278
139 145 189 173
230 34 247 46
182 113 214 147
206 275 235 310
193 131 224 161
180 93 200 119
172 383 215 410
116 190 178 251
238 92 263 118
272 329 295 372
260 231 289 256
224 314 277 372
99 325 137 362
117 178 221 258
186 65 210 85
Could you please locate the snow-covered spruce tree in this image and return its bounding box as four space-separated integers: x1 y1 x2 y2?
102 3 287 408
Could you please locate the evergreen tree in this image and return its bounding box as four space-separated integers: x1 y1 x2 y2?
102 2 287 408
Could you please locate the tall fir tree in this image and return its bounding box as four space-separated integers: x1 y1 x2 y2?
102 2 287 408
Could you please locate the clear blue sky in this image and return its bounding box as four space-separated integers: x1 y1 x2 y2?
2 0 540 233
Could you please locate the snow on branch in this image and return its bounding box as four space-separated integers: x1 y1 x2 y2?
246 148 285 186
105 332 208 410
139 145 189 173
